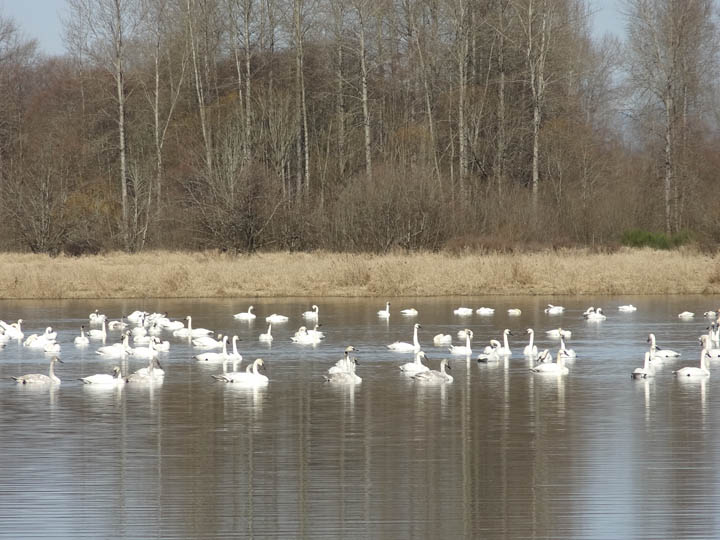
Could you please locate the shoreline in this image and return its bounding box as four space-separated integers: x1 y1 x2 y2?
0 249 717 299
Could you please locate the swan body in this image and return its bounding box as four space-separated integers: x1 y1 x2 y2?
377 302 391 319
126 311 148 324
96 333 132 357
412 358 453 383
194 336 229 363
449 330 473 355
678 311 695 319
265 313 289 323
388 323 422 353
128 338 158 359
126 357 165 382
530 350 568 374
23 334 56 349
453 307 473 316
476 307 495 315
74 326 90 346
544 304 565 315
483 339 501 355
259 324 273 342
586 307 606 321
192 334 225 349
619 305 637 312
631 352 654 379
558 335 576 359
107 317 128 330
399 351 430 374
582 307 595 317
508 308 522 316
234 306 256 320
216 358 268 384
80 366 125 385
546 328 571 339
496 329 513 356
704 310 717 318
302 305 319 319
647 333 680 359
292 326 322 345
401 308 418 316
12 356 63 384
43 342 61 354
89 310 107 324
328 346 359 375
433 333 452 345
173 316 213 338
523 329 538 356
673 349 710 378
477 346 500 362
87 320 107 340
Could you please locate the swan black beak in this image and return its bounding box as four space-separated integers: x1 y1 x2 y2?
55 358 64 363
446 363 452 370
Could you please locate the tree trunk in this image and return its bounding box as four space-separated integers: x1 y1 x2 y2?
114 0 128 250
359 10 372 181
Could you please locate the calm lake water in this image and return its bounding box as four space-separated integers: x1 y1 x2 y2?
0 295 719 539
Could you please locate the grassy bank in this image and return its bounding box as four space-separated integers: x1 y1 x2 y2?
0 249 718 299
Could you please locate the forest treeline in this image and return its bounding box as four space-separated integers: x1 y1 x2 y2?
0 0 719 255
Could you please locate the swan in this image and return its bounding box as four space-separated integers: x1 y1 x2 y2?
328 346 359 375
631 352 654 379
457 329 471 339
192 334 225 349
0 319 24 339
586 307 606 321
324 358 361 384
87 319 107 340
173 316 213 338
74 326 90 346
160 317 184 331
126 357 165 382
133 334 153 345
96 332 132 357
23 334 55 349
128 337 158 359
388 323 422 353
449 330 473 355
495 329 513 356
523 329 538 356
704 310 717 318
80 366 125 385
302 305 319 319
399 351 431 375
483 339 501 354
412 358 453 383
401 308 418 316
43 342 61 354
673 349 710 378
508 308 522 316
619 305 637 312
219 358 269 384
12 356 63 384
154 339 170 352
453 307 473 316
292 326 322 345
647 333 680 359
530 350 568 374
678 311 695 319
108 316 128 330
377 302 391 319
544 304 565 315
582 307 595 317
477 344 500 362
89 310 107 324
234 306 256 320
265 313 289 323
259 324 273 342
126 310 148 324
227 336 242 363
476 307 495 315
546 328 571 339
194 336 229 363
306 324 325 339
41 327 57 341
558 335 576 359
433 333 452 345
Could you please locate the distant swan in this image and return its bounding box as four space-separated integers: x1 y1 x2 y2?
619 305 637 312
631 352 654 379
495 329 513 356
80 366 125 386
302 305 319 319
449 330 473 355
377 302 391 319
508 308 522 316
328 346 359 375
523 329 538 356
74 326 90 346
412 358 453 383
399 351 430 375
678 311 695 319
453 307 473 316
546 328 571 339
234 306 256 320
87 320 107 340
530 350 568 374
388 323 421 353
433 333 452 345
259 324 273 342
647 333 680 359
12 356 63 384
586 307 606 321
544 304 565 315
558 335 576 359
266 313 289 323
401 308 418 316
476 307 494 316
673 349 710 378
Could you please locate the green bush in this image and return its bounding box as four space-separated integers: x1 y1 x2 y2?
621 229 691 250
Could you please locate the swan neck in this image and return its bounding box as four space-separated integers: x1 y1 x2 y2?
503 332 509 348
528 332 534 347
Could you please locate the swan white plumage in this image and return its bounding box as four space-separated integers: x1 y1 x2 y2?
194 336 229 363
388 323 422 353
399 350 430 375
87 319 107 340
80 366 125 385
234 306 256 320
476 307 494 316
43 342 61 354
673 349 710 378
172 316 213 338
192 334 225 349
218 358 269 384
483 339 501 354
558 335 576 359
96 332 132 358
412 358 453 383
704 309 718 318
433 333 452 345
126 311 148 324
24 334 56 349
126 357 165 382
586 307 606 321
546 328 571 339
523 329 538 356
302 305 319 319
292 326 322 345
477 344 500 363
12 356 63 384
40 327 57 341
631 352 654 379
544 304 565 315
530 350 568 374
129 337 159 359
453 307 473 316
401 308 418 316
377 302 391 319
582 307 595 317
698 335 720 359
265 313 289 323
449 330 473 355
0 319 23 339
328 346 359 375
107 316 128 330
495 329 513 356
508 308 522 316
619 305 637 312
647 333 680 359
259 324 273 342
678 311 695 319
89 310 107 324
74 326 90 346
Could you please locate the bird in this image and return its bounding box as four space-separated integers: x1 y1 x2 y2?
412 358 453 383
546 328 571 339
327 346 359 375
507 308 522 316
523 329 538 356
433 333 452 345
647 333 680 359
495 329 513 356
80 366 125 385
377 302 391 319
12 356 63 384
530 350 568 374
217 358 269 384
678 311 695 319
544 304 565 314
388 323 422 353
399 351 431 375
400 308 418 316
265 313 289 323
449 330 473 355
194 336 229 363
631 352 654 379
234 306 257 320
302 305 319 319
453 307 473 316
259 324 273 342
673 349 710 378
586 307 607 321
74 325 90 346
619 305 637 312
476 307 495 315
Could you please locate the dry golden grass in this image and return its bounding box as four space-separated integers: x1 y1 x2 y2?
0 248 716 299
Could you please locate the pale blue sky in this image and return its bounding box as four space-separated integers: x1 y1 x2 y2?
1 0 624 57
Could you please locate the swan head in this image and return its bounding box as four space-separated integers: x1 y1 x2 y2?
248 306 254 312
441 358 451 370
51 356 64 364
312 305 318 310
233 335 240 342
647 333 655 343
112 366 121 375
538 349 550 361
255 358 266 371
504 329 512 336
526 328 533 334
344 345 358 353
414 323 422 329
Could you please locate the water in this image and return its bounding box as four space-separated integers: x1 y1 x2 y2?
0 295 718 538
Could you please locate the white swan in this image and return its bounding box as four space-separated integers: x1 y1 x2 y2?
265 313 289 323
523 329 538 356
433 333 452 345
544 304 565 315
647 333 680 359
227 335 242 363
131 325 147 338
399 350 430 375
704 309 717 318
401 308 418 316
619 305 637 312
495 329 513 356
302 305 319 319
412 358 453 383
194 336 229 363
508 308 522 316
453 307 473 316
546 328 571 339
377 302 391 319
87 319 107 340
586 307 606 321
24 334 55 349
477 345 500 363
40 327 57 341
12 356 63 384
558 335 576 359
582 307 595 317
129 337 159 359
449 330 473 355
173 316 213 338
43 342 61 354
678 311 695 319
673 349 710 378
530 350 568 374
328 346 359 375
80 366 125 386
259 324 273 342
292 326 322 345
0 319 23 339
192 334 225 349
306 324 325 339
457 329 471 339
126 310 147 324
218 358 269 384
476 307 495 315
96 332 132 358
699 335 720 360
89 309 107 324
483 339 501 354
388 323 422 353
107 316 128 330
126 357 165 382
631 352 654 379
74 326 90 346
234 306 256 320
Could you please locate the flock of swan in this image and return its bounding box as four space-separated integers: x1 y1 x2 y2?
1 301 714 388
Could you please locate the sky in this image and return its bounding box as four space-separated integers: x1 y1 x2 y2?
1 0 625 57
